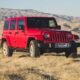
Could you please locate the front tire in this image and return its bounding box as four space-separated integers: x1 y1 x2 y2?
2 42 13 57
29 40 40 57
65 47 77 58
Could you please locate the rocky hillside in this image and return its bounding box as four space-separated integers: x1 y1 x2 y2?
0 8 80 31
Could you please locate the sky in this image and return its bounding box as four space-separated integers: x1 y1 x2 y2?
0 0 80 17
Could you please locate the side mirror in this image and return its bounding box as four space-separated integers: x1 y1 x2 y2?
57 25 61 29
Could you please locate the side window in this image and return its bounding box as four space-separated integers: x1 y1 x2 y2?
10 20 16 30
17 20 24 30
4 21 9 30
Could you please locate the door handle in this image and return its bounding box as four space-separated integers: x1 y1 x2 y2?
15 32 18 34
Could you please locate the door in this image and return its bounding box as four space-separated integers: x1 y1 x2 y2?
7 20 16 47
15 19 26 48
3 20 9 38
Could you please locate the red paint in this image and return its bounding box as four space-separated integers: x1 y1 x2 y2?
1 16 75 49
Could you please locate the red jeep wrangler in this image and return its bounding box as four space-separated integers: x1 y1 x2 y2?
0 16 78 58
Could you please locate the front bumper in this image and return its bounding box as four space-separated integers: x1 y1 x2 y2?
40 43 71 49
38 41 77 52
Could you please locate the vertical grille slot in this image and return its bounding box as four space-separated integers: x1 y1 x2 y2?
62 33 65 42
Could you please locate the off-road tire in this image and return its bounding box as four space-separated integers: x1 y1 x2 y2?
65 47 77 58
71 47 78 58
2 42 13 57
29 40 40 57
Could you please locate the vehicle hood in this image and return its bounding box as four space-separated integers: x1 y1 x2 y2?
27 28 71 35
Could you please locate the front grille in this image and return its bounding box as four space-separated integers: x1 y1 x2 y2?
49 32 71 43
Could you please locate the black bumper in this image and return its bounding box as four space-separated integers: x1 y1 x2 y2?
38 41 77 52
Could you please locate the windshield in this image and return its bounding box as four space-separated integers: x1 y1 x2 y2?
27 17 57 28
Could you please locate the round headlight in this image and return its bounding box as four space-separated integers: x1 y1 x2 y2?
44 34 50 39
